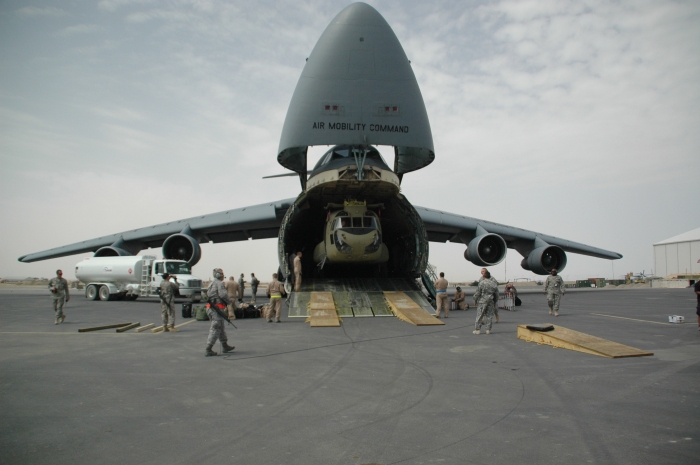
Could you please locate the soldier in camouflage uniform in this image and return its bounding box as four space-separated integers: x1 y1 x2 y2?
544 268 565 316
159 273 179 332
48 269 70 325
473 269 499 335
205 268 235 357
479 268 500 322
237 273 245 302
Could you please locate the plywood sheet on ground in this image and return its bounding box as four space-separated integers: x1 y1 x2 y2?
384 291 444 326
517 324 653 358
307 292 341 327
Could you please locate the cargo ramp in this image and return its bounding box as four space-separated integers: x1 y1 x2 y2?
289 278 438 326
517 324 653 358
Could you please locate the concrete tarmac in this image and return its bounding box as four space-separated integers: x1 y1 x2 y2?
0 287 698 465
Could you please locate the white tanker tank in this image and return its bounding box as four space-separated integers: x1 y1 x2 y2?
75 255 202 301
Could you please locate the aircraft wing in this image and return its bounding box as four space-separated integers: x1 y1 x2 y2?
415 205 622 260
18 198 296 263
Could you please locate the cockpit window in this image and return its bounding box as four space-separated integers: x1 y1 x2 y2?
333 216 377 230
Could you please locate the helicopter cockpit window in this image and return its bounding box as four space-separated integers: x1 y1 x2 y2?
333 216 377 230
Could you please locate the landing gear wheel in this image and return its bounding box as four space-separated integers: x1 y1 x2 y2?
86 284 99 301
98 285 112 301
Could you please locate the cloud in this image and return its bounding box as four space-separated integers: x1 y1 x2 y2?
59 24 102 36
16 6 67 17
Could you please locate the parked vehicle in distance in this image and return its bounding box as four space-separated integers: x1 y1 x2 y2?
75 256 202 301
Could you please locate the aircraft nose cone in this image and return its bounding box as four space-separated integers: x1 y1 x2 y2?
278 2 434 175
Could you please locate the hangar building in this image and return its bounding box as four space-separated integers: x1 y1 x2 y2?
653 227 700 278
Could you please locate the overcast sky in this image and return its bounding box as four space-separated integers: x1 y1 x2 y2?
1 0 698 283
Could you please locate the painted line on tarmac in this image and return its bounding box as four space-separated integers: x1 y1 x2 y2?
590 313 676 325
0 332 140 335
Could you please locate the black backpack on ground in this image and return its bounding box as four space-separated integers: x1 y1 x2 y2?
182 302 192 318
245 306 261 319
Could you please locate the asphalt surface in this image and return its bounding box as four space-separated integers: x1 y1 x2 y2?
0 286 698 465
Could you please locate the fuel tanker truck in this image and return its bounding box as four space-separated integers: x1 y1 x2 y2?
74 255 202 301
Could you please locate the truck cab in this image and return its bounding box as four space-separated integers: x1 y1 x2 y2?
150 260 199 297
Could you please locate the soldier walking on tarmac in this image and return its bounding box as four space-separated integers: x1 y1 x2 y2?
250 273 260 304
544 268 565 316
159 273 179 332
205 268 236 357
434 272 449 318
293 252 303 292
474 269 499 335
48 269 70 325
266 273 286 322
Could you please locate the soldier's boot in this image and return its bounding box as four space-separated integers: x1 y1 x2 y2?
275 319 281 323
485 330 491 335
167 325 179 332
54 317 60 325
473 329 481 335
205 345 218 357
222 343 235 353
548 308 553 315
495 314 499 323
554 311 559 317
60 314 66 323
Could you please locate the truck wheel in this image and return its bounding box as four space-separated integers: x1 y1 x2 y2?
98 285 112 301
86 284 99 301
129 295 139 301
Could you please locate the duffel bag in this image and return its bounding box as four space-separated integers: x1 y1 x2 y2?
194 305 209 321
245 306 261 319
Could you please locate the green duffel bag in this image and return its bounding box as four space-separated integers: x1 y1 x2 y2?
194 305 209 321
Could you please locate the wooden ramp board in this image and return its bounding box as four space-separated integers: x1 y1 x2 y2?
383 291 444 326
517 324 654 358
306 292 341 327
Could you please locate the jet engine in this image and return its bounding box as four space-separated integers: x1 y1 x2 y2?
94 246 132 257
162 233 202 266
464 234 507 266
521 245 567 275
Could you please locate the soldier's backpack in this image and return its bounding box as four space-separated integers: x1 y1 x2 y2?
234 307 244 320
194 305 209 321
181 302 192 319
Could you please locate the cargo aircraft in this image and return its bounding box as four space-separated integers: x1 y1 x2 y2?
18 3 622 292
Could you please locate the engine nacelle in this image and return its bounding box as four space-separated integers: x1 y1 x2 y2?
162 234 201 266
464 234 507 266
94 247 132 257
521 246 567 275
